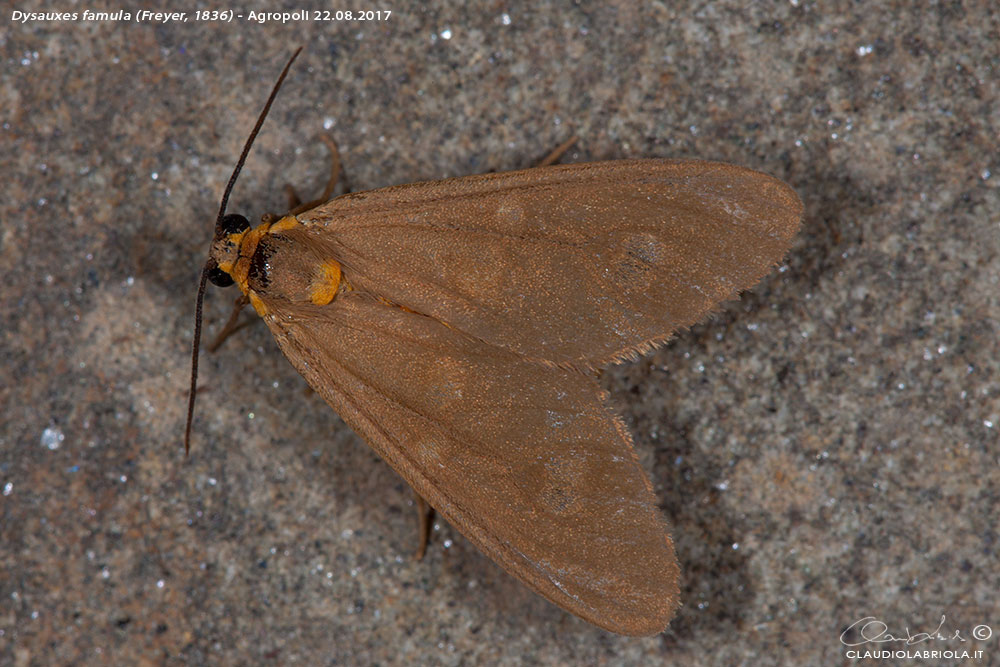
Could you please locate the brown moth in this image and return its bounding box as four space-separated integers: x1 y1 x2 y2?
185 49 803 636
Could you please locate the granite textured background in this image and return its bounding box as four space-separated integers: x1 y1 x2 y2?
3 2 998 665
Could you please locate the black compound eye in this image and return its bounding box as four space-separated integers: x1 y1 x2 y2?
207 266 234 287
219 214 250 235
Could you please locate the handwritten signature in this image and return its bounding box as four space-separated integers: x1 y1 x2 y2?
840 616 992 646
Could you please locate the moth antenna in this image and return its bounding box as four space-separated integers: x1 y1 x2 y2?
215 46 303 234
185 265 210 455
186 46 303 455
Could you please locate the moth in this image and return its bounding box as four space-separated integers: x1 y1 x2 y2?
185 49 803 635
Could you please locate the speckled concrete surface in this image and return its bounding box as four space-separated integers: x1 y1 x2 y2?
2 3 998 665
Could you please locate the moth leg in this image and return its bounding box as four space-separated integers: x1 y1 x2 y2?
283 184 303 211
288 135 351 215
207 294 251 352
413 491 436 561
316 134 349 199
534 135 578 168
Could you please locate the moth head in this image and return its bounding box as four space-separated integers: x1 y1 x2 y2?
207 213 250 287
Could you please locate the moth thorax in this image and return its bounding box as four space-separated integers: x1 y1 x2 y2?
246 235 342 306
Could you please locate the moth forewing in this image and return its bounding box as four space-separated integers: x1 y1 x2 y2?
294 160 802 369
257 289 682 634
